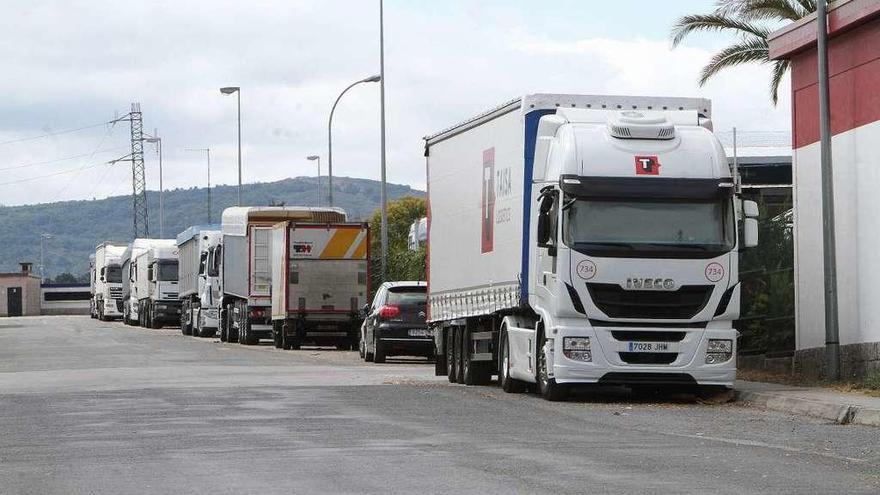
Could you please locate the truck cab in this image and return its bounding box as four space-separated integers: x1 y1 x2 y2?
519 108 758 397
136 245 180 328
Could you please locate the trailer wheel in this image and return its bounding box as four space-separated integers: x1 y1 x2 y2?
226 304 238 343
462 325 492 386
373 338 387 363
272 321 283 348
219 309 228 342
499 327 526 393
446 328 457 383
536 333 568 401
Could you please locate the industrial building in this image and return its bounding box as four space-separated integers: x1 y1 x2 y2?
769 0 880 379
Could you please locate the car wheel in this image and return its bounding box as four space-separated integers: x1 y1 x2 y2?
373 338 386 363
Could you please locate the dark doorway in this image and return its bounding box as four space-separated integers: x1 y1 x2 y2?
7 287 22 317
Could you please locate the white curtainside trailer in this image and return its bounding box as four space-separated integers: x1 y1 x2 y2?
425 94 759 399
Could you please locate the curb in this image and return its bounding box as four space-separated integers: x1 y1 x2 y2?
735 389 880 427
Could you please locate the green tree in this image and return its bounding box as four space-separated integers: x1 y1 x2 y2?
671 0 818 104
369 196 427 287
51 272 79 284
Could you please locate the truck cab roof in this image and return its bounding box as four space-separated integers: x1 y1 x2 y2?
221 206 348 236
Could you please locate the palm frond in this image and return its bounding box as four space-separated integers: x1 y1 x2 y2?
698 37 770 86
769 59 791 105
671 13 770 47
714 0 814 21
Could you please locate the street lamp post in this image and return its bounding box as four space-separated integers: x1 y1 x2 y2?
220 86 242 206
307 155 321 206
379 0 389 279
144 131 164 237
39 233 53 282
185 148 212 224
328 74 381 207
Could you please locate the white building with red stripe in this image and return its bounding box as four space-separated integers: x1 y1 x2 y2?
769 0 880 378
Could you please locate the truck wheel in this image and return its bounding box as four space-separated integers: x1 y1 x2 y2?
219 312 228 342
434 351 447 376
373 338 387 363
226 304 238 343
273 321 283 348
462 325 492 386
364 331 374 362
536 334 567 401
499 328 526 393
359 334 366 359
446 328 457 383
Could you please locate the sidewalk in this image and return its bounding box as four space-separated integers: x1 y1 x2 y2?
736 380 880 427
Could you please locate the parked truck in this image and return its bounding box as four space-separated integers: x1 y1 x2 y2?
177 225 221 337
89 253 96 318
93 242 126 320
134 244 181 328
121 239 176 326
218 206 349 345
424 94 759 400
270 219 370 350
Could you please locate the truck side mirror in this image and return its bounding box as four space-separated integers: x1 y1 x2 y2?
743 199 759 218
148 266 154 282
743 218 759 248
361 303 370 317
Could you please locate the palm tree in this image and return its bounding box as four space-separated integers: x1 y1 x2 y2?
671 0 818 104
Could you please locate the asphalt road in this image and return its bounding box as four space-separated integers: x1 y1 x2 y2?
1 316 879 494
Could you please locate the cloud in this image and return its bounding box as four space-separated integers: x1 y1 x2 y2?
0 0 791 207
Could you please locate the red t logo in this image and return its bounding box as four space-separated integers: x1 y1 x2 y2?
635 155 660 175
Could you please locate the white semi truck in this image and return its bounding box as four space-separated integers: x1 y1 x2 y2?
218 206 349 345
270 219 370 350
121 239 176 326
93 242 126 320
134 244 181 328
177 225 222 337
425 94 759 400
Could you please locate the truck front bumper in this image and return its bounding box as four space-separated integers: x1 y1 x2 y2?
550 320 736 387
199 308 220 329
102 301 122 317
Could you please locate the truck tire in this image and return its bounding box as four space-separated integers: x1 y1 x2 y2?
364 331 374 361
462 325 492 386
359 333 366 359
225 304 238 343
446 328 457 383
536 333 567 401
499 328 526 393
219 311 228 342
273 321 283 348
373 338 387 363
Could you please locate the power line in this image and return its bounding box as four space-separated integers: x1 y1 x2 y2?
0 161 107 186
0 146 128 172
0 121 111 147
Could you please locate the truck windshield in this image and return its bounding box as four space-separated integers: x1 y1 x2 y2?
157 262 178 281
563 198 735 257
106 265 122 283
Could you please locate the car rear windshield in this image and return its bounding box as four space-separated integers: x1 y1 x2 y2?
387 287 427 305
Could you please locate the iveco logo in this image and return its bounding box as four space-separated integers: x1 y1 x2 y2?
625 278 676 291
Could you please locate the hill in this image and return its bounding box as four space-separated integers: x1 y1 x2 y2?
0 176 424 279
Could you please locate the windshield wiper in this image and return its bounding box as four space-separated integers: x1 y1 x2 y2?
575 242 635 250
641 242 712 250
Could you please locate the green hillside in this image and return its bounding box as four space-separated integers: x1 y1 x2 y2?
0 176 423 279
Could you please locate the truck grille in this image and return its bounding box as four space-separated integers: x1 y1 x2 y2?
611 331 686 342
619 352 677 365
109 287 123 298
587 284 713 319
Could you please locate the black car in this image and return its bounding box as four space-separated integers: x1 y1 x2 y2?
360 282 431 363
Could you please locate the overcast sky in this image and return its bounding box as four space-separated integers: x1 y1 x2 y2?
0 0 792 207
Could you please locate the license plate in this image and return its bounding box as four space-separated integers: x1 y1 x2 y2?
622 341 677 353
408 329 430 337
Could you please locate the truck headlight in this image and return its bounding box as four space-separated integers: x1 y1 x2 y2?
706 339 733 364
563 337 592 362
